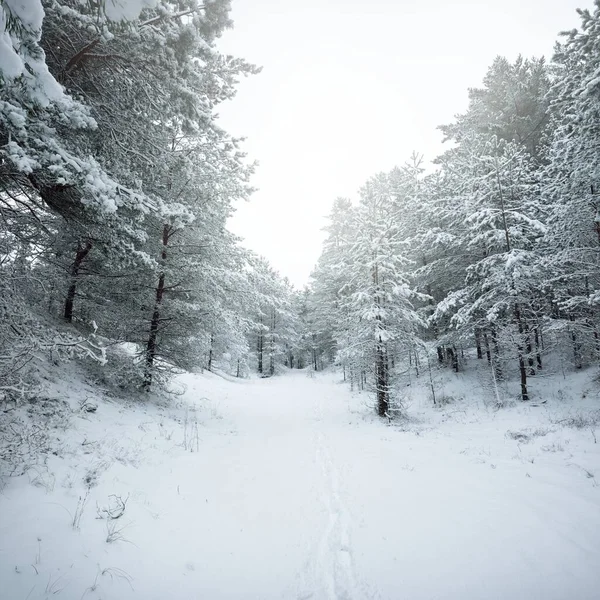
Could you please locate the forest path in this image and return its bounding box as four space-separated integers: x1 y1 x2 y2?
147 368 600 600
3 368 599 600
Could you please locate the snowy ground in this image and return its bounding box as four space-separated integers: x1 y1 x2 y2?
1 366 600 599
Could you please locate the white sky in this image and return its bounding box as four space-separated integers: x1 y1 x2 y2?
218 0 591 288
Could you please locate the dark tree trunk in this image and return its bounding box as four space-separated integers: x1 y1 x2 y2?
584 276 600 359
376 343 389 417
432 318 444 365
475 328 483 359
571 329 582 369
208 333 214 372
446 347 458 372
534 326 543 370
269 309 275 376
64 240 92 322
491 325 503 381
483 330 492 365
143 224 170 391
567 311 583 369
514 303 529 401
257 315 264 374
414 348 421 377
437 346 444 364
524 323 535 375
518 352 529 400
257 334 263 374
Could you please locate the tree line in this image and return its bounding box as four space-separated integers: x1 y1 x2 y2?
308 4 600 415
0 0 312 395
3 2 600 415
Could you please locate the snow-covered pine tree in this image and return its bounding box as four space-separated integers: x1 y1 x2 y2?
432 134 546 401
1 0 258 392
245 256 301 377
309 197 356 373
341 172 424 416
541 3 600 368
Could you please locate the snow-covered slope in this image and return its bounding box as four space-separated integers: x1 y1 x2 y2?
1 367 599 599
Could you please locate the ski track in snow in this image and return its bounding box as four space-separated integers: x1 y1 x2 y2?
297 387 358 600
313 430 357 600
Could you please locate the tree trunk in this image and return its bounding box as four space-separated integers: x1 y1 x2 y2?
376 343 389 417
525 322 535 375
475 328 483 359
269 309 275 376
483 330 492 365
257 334 263 374
491 325 502 381
207 333 214 371
143 224 170 391
435 347 443 364
534 326 543 370
514 303 529 401
64 239 92 322
432 318 444 364
445 347 458 372
257 316 263 374
571 329 582 369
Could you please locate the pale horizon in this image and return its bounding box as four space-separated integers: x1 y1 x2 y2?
219 0 589 287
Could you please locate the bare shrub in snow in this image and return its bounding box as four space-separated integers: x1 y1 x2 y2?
96 494 129 521
45 572 69 595
554 411 600 429
83 567 134 597
28 466 55 492
541 442 565 453
105 520 132 544
83 344 146 394
0 397 70 480
0 417 51 479
0 283 107 402
182 406 200 452
72 488 90 531
434 393 464 407
506 428 550 443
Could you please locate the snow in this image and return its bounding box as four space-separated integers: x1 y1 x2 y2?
3 0 44 31
1 366 600 599
0 0 67 105
0 12 24 78
104 0 159 22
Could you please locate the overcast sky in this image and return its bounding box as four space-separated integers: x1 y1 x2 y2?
217 0 591 288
